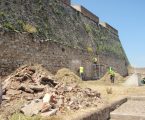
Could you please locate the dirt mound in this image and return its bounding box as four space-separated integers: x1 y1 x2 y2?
99 72 124 84
55 68 82 83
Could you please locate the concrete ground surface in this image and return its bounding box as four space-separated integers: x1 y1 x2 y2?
110 97 145 120
80 73 145 120
110 74 145 120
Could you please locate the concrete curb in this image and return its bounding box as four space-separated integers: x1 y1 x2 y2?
72 97 127 120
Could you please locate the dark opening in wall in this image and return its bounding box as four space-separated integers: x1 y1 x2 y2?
62 48 65 52
13 0 17 4
5 2 9 6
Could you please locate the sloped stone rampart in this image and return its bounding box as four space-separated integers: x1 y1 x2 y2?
0 0 128 77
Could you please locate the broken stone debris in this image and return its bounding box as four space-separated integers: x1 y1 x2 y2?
21 99 43 116
1 64 103 117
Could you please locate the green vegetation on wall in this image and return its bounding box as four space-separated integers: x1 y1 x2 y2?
83 22 124 58
0 0 127 60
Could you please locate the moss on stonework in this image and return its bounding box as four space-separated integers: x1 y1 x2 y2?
3 22 14 30
0 0 127 60
0 11 5 17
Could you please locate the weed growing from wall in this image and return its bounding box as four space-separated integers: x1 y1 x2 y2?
3 22 15 31
87 47 93 53
23 24 37 33
84 24 92 33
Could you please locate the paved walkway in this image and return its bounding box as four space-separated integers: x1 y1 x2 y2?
110 96 145 120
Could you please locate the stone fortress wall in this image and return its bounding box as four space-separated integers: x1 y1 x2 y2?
0 0 129 78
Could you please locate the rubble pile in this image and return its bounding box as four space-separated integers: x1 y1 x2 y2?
1 65 103 117
2 65 56 102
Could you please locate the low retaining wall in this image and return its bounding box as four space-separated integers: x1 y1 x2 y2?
72 97 127 120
